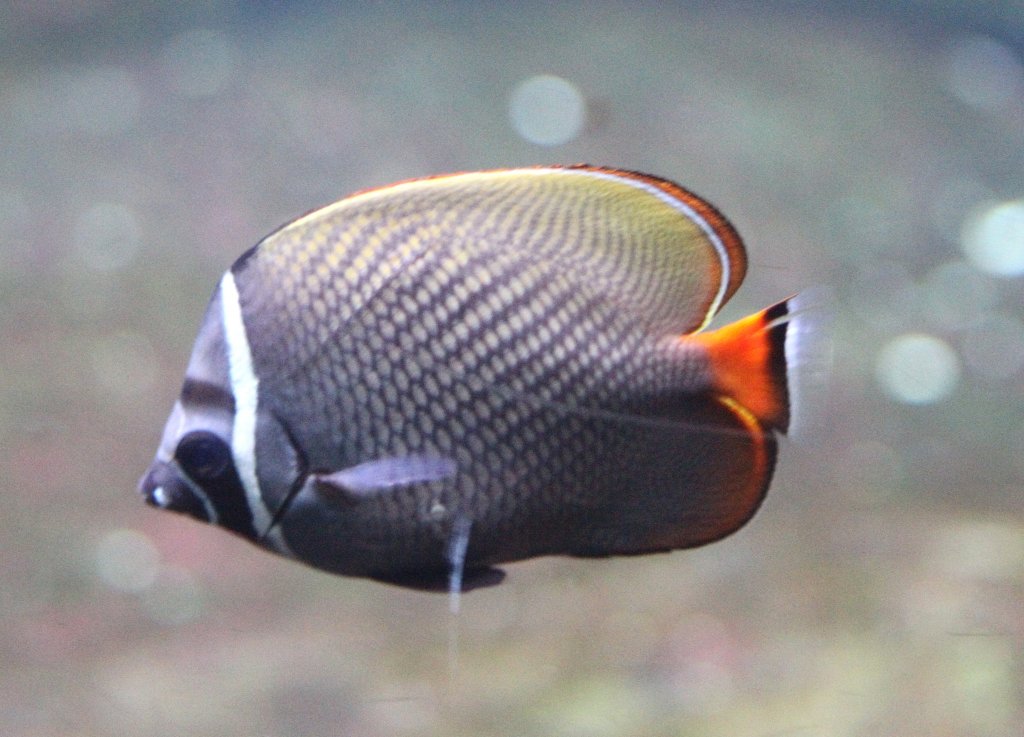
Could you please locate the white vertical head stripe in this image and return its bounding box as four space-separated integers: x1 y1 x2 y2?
219 271 292 554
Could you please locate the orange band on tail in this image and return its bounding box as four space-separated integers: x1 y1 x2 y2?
690 298 792 432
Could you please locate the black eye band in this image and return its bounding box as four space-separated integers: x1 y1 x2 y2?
173 431 258 539
176 431 232 480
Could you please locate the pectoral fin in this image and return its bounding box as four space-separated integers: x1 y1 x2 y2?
314 454 457 502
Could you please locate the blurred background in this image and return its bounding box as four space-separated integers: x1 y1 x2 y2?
2 2 1022 735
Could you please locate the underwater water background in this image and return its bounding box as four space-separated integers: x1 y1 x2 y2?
2 2 1022 735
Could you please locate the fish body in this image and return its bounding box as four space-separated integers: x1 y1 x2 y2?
139 166 812 591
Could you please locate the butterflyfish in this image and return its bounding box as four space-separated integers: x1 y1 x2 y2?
138 166 823 592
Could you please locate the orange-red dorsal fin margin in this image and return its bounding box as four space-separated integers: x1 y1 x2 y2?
690 298 793 433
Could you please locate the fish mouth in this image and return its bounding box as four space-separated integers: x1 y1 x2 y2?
138 460 169 507
137 459 216 523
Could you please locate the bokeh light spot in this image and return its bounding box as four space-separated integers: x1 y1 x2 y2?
509 74 585 146
160 28 237 98
961 200 1024 277
875 333 961 404
946 35 1024 112
96 529 160 593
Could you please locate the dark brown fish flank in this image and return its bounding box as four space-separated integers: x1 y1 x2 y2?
244 170 727 465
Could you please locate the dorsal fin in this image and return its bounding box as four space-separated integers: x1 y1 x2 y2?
243 166 746 338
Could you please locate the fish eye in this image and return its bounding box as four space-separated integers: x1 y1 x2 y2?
175 431 231 481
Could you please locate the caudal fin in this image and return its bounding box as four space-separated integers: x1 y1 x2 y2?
779 288 834 441
691 289 832 437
